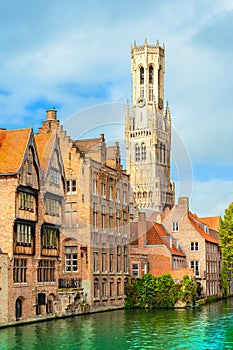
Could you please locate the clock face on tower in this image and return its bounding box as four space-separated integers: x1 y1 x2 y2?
137 97 146 108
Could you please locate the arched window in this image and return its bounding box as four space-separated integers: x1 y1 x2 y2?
15 298 22 320
149 65 153 84
143 191 147 198
163 145 166 164
140 67 144 84
135 144 140 162
141 143 146 162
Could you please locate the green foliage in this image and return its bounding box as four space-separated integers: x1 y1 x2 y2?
125 273 197 309
219 202 233 295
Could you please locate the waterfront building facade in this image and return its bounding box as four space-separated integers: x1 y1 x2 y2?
125 40 175 212
0 127 66 323
161 197 222 297
38 110 133 312
130 212 193 281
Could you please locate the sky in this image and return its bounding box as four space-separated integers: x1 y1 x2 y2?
0 0 233 217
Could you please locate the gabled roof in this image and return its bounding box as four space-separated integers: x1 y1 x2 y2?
34 132 56 173
188 212 219 244
0 128 31 174
199 216 220 232
147 223 185 257
74 137 102 153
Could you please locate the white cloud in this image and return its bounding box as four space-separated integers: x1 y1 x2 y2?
0 0 233 216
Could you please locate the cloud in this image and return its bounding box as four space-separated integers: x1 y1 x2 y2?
0 0 232 216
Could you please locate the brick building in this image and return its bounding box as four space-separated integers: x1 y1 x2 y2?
0 127 66 323
38 110 134 312
130 212 193 281
161 197 222 298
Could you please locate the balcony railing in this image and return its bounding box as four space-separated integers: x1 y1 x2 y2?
58 278 82 289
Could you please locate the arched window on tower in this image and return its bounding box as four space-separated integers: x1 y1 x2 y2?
135 144 140 162
141 143 146 162
149 65 153 84
163 145 166 164
140 67 144 85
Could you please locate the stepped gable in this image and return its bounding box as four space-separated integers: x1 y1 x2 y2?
0 128 31 174
188 212 219 244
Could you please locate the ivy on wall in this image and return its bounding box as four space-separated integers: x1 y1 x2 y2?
125 273 197 309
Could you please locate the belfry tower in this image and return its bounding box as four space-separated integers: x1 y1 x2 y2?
125 39 174 212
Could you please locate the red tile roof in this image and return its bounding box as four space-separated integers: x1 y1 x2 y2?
188 212 219 244
199 216 220 232
34 132 56 173
0 128 31 174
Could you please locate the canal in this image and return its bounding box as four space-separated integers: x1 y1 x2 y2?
0 298 232 350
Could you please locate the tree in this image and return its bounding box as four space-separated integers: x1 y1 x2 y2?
219 202 233 295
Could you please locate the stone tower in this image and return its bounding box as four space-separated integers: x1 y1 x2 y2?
125 39 175 212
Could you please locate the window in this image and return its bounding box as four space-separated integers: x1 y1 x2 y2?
101 245 106 272
19 192 34 211
132 263 139 278
101 205 105 231
93 179 97 195
190 261 200 276
17 223 31 246
101 280 107 298
204 225 209 233
116 188 120 202
66 179 77 195
109 186 113 200
65 246 78 272
116 209 120 234
109 246 114 272
123 191 127 204
141 143 146 162
124 246 128 273
110 281 114 297
101 182 106 198
13 259 27 283
50 168 59 186
140 66 144 84
93 203 98 230
190 242 199 251
38 260 55 282
149 88 153 101
140 89 144 98
64 202 77 228
94 279 99 298
117 279 121 296
45 198 59 216
93 251 98 272
135 144 140 162
149 65 153 84
117 246 121 273
123 211 127 235
172 222 179 232
42 228 58 248
109 207 113 232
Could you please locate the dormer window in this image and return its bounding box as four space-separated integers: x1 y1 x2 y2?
204 225 209 234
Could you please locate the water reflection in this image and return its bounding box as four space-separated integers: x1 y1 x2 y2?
0 299 232 350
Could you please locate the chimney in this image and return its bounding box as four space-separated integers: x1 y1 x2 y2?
46 109 57 121
178 197 189 211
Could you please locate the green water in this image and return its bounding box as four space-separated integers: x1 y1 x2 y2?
0 298 232 350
